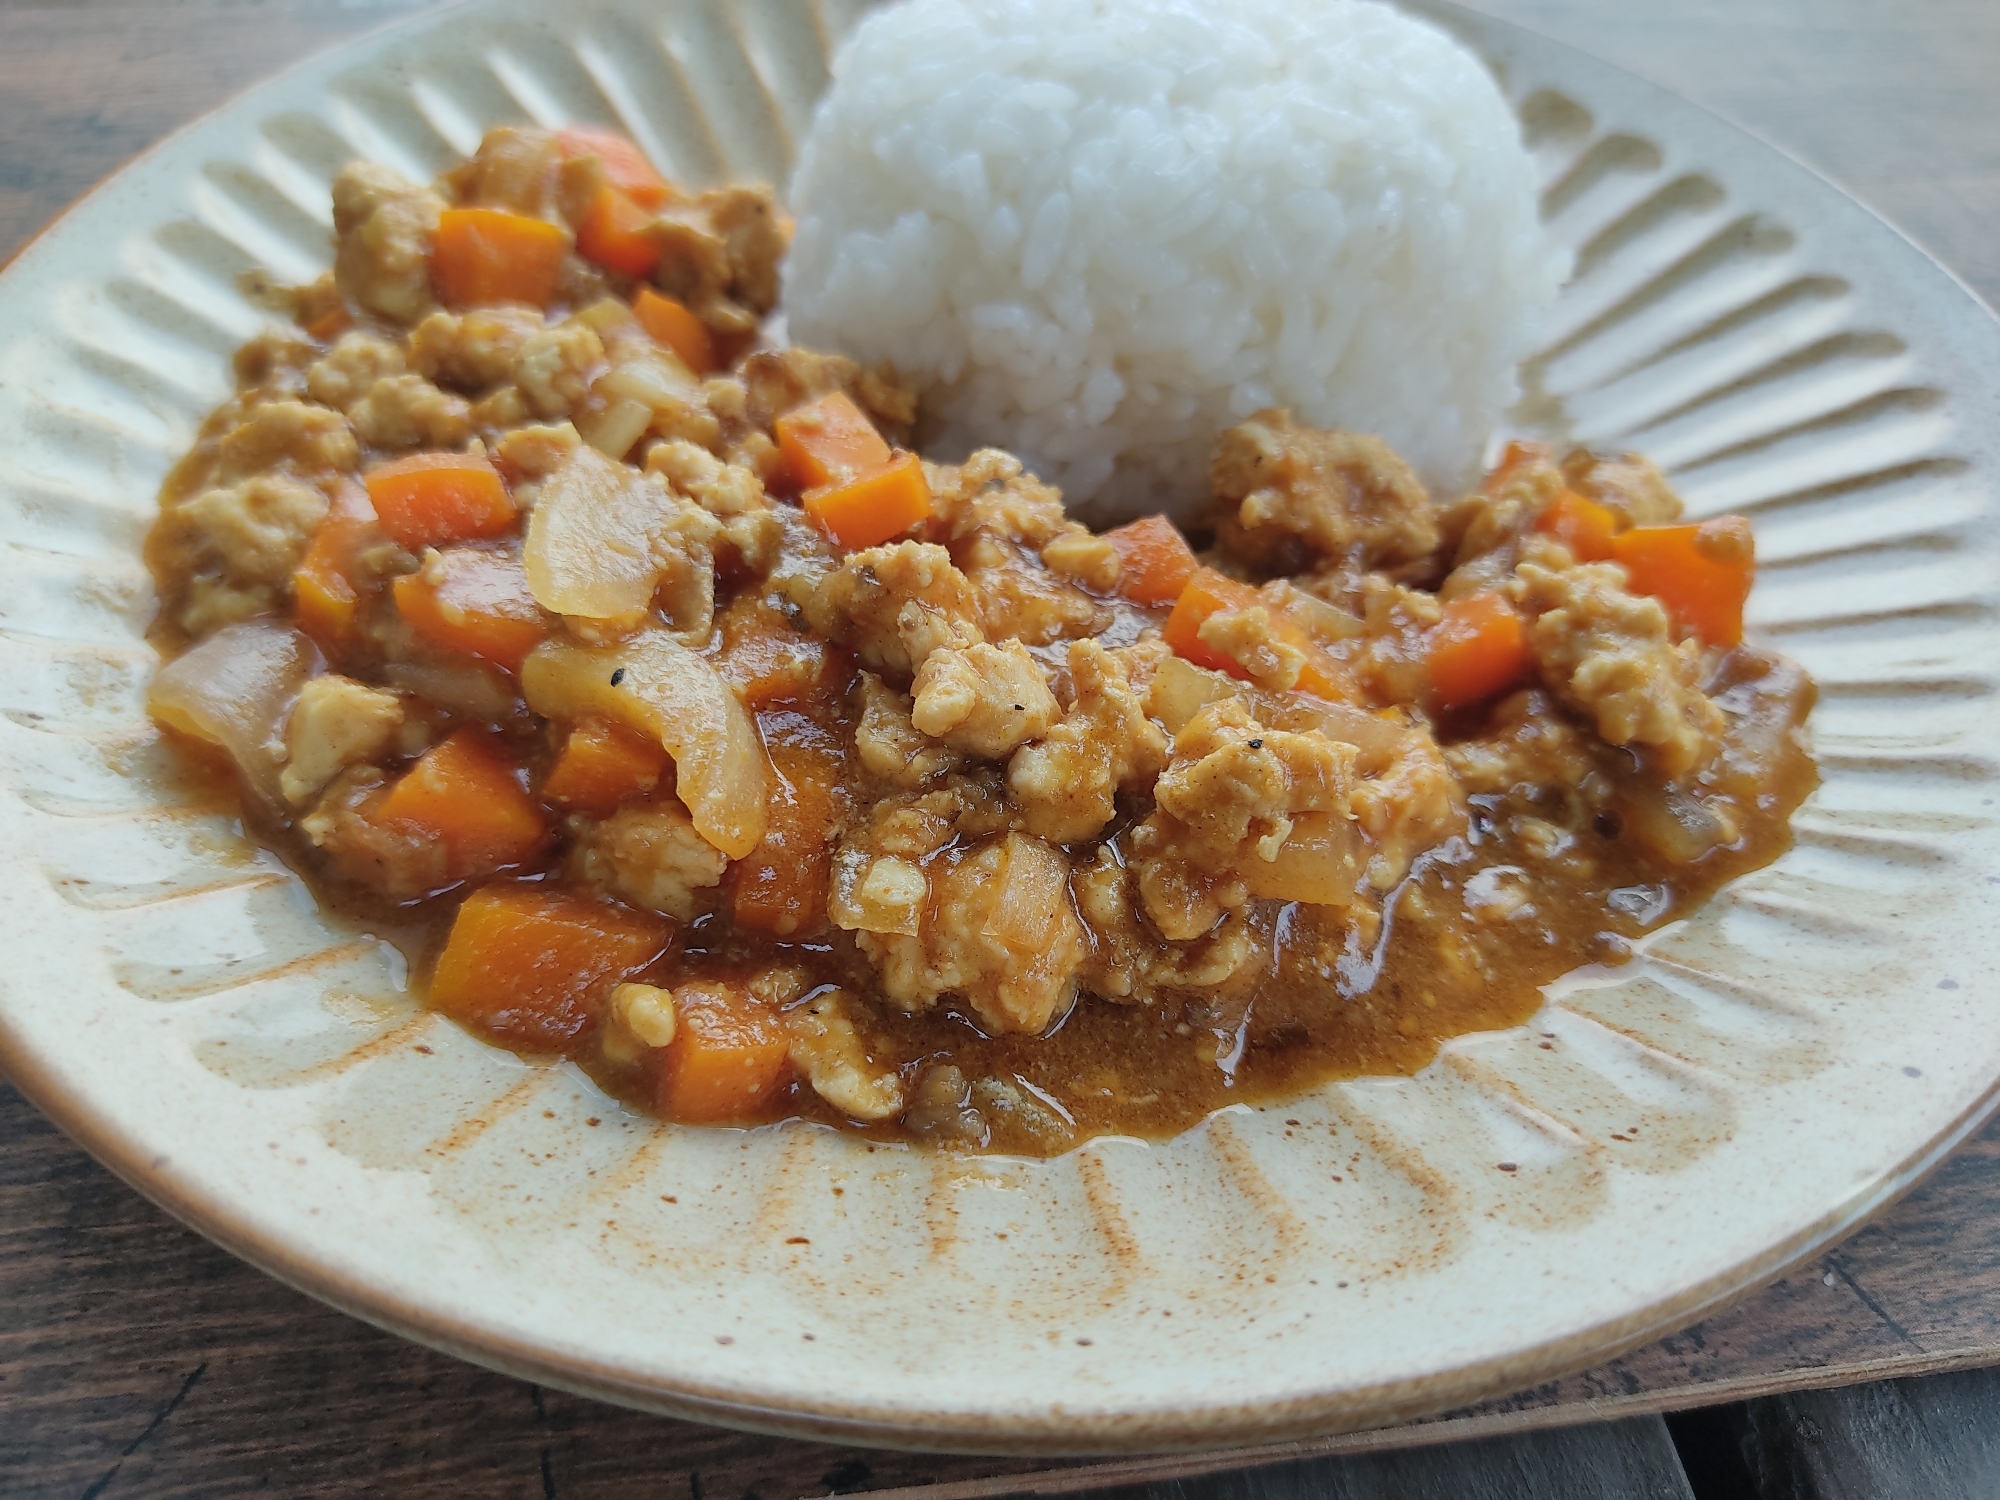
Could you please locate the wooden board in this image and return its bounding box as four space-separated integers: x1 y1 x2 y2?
3 0 2000 1495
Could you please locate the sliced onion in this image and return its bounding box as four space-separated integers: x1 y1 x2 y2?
597 350 700 410
1146 655 1236 734
521 632 769 858
382 660 517 720
981 833 1072 952
147 620 321 814
578 397 654 460
1262 697 1412 774
1243 812 1362 906
524 445 703 620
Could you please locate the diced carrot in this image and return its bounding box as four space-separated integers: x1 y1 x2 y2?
804 452 933 551
1483 438 1554 495
731 744 838 936
575 187 660 278
1426 592 1531 710
1163 567 1261 675
431 885 672 1051
1103 514 1198 604
1612 519 1754 647
393 548 548 672
1162 566 1351 701
775 391 891 492
556 127 673 209
542 717 670 816
365 452 516 550
303 304 351 343
717 595 848 707
377 731 548 880
432 206 571 309
1535 488 1620 562
293 480 378 651
658 984 792 1122
632 287 718 374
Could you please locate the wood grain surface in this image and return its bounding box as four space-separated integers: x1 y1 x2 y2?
3 0 1999 1496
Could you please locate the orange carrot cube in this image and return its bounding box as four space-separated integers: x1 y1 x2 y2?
432 207 571 308
365 452 516 550
431 886 673 1050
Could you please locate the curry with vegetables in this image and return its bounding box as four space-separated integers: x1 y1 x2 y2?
144 128 1816 1155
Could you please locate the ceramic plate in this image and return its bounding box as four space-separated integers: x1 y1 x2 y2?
3 0 1998 1455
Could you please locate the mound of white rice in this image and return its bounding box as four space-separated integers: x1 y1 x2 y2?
784 0 1565 518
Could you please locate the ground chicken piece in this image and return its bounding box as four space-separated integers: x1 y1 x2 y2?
445 126 562 218
1521 561 1725 780
910 641 1058 758
958 531 1111 645
786 991 906 1121
1444 688 1601 799
706 187 789 316
645 438 763 515
1008 640 1167 843
492 422 582 482
651 186 790 328
1562 448 1685 527
514 322 605 419
739 349 915 445
856 831 1086 1035
854 674 962 788
1127 835 1239 942
171 473 328 587
1432 450 1572 603
305 333 406 410
347 374 475 451
830 846 932 936
1126 698 1356 940
806 541 983 679
645 438 780 572
232 331 317 403
1153 697 1356 867
216 400 359 482
1348 728 1464 892
1212 411 1439 571
330 162 444 325
600 981 678 1064
572 799 727 920
279 676 403 807
1196 606 1311 693
1346 576 1444 704
1040 527 1121 592
927 449 1070 549
1073 848 1259 1001
408 307 546 392
471 386 532 431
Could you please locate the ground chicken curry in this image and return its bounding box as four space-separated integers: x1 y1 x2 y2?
144 128 1816 1155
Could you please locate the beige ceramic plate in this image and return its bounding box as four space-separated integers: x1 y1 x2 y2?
2 0 1998 1456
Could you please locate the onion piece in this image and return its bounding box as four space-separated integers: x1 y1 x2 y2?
147 621 321 814
524 445 717 622
1243 812 1362 906
521 632 769 858
382 660 518 720
597 350 701 410
579 398 654 460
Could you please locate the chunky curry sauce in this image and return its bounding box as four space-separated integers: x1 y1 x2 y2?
144 128 1816 1155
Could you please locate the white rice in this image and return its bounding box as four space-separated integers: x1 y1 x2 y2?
783 0 1565 518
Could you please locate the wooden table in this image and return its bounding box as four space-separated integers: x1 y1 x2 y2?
4 1 2000 1495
